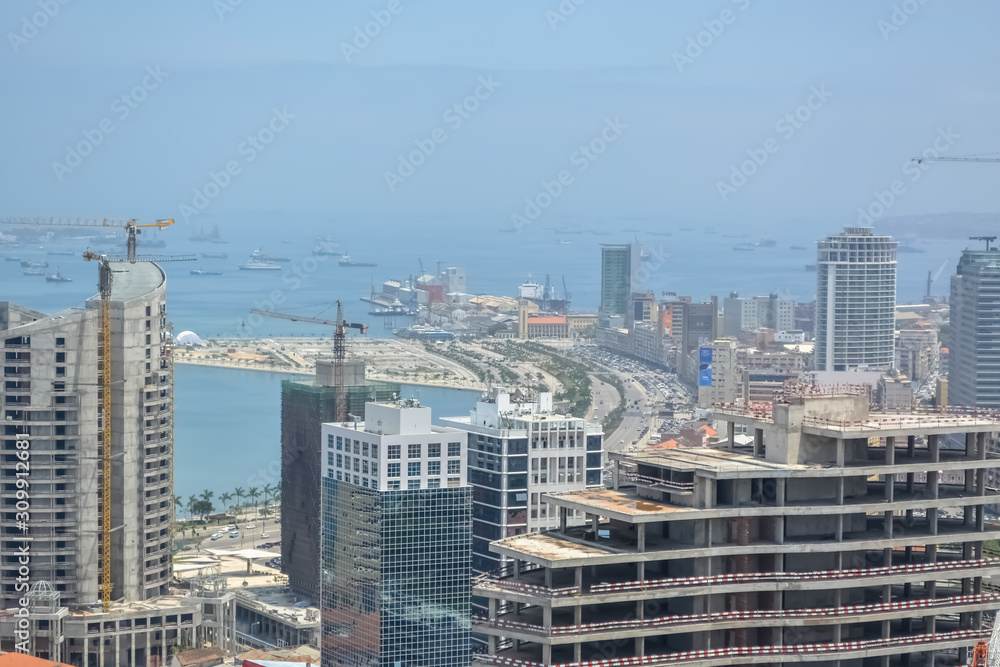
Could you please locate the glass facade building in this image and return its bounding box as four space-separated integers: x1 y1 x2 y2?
949 247 1000 408
320 401 472 667
281 368 400 599
600 243 640 320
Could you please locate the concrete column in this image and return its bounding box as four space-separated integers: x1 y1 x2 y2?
590 514 599 535
966 432 975 458
966 468 976 494
513 558 520 580
886 436 895 465
115 633 120 667
560 506 567 532
574 643 582 663
543 606 552 631
928 471 939 499
99 630 105 667
906 472 914 494
145 630 150 667
613 457 620 491
636 635 646 657
836 514 843 542
907 434 915 458
84 638 89 667
637 523 646 552
754 428 764 458
574 604 582 626
884 510 893 538
836 438 845 467
542 644 551 665
978 432 988 460
575 566 583 594
929 434 939 463
545 567 552 589
728 421 736 449
776 478 785 506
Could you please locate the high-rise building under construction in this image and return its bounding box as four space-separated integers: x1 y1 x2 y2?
0 262 235 665
1 262 173 608
280 359 400 598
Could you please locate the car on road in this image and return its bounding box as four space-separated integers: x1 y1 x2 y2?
229 531 239 538
210 534 220 541
247 524 256 529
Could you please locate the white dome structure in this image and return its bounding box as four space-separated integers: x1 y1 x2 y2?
175 330 206 347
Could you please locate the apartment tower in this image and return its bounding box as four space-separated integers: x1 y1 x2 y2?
1 261 173 609
815 227 897 371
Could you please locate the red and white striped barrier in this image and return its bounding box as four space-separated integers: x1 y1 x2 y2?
473 629 988 667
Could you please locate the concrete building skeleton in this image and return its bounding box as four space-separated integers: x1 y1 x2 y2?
0 262 236 666
472 385 1000 667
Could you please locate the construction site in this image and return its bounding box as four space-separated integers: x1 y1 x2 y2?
472 384 1000 667
0 218 236 665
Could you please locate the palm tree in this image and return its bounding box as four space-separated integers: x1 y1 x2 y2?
220 492 233 514
262 483 274 507
248 487 260 519
187 495 198 522
234 487 245 519
173 494 184 519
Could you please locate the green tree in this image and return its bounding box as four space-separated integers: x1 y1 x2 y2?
220 492 233 513
187 495 198 522
248 487 260 517
234 487 245 518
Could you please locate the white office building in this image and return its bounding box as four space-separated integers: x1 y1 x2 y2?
815 227 897 371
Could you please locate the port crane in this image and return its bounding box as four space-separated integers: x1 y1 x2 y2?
0 217 188 263
249 303 368 421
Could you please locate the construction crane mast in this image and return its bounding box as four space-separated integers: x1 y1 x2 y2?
83 252 114 613
249 303 368 421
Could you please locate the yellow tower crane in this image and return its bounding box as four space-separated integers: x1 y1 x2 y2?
83 252 115 613
250 303 368 421
0 217 177 263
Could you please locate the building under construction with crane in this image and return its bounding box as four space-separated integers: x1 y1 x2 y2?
0 221 234 665
247 304 400 600
474 384 1000 667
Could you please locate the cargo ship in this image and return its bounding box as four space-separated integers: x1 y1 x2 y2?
239 250 281 271
45 269 71 283
339 254 377 267
191 268 223 276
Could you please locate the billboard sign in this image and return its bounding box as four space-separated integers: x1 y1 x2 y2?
698 347 713 386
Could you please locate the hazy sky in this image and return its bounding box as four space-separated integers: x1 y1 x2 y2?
2 1 998 234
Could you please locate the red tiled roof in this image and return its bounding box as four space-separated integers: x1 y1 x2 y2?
0 653 75 667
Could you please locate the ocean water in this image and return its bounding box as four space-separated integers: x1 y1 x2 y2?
0 220 971 344
172 363 480 501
